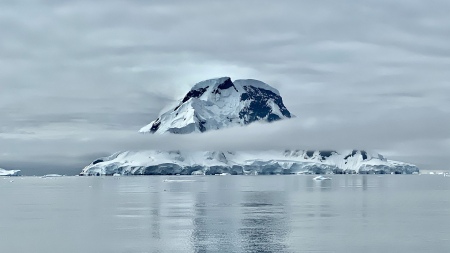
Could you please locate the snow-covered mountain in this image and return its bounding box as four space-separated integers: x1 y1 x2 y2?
0 168 21 176
80 76 420 176
140 77 292 134
80 150 419 176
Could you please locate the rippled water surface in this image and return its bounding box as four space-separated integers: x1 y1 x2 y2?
1 175 450 253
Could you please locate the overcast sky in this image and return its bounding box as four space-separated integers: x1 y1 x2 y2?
1 0 449 175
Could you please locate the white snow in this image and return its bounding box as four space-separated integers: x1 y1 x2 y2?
0 168 21 176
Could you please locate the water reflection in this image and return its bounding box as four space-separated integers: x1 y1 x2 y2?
239 191 289 253
306 176 333 192
191 191 242 252
188 178 291 252
340 175 381 190
2 176 450 253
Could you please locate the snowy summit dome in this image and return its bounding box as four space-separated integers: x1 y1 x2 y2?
140 77 292 134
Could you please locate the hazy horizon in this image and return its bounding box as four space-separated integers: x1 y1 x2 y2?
1 0 449 175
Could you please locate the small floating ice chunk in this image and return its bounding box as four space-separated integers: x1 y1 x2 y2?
41 174 64 178
163 179 196 182
313 175 331 181
216 173 230 176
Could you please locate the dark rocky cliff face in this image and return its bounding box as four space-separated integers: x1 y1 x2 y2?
213 78 238 93
239 85 291 124
181 86 210 103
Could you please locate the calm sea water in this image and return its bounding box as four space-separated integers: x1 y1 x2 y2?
1 175 449 253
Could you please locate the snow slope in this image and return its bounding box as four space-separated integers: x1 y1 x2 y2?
139 77 292 134
80 150 419 176
0 168 21 176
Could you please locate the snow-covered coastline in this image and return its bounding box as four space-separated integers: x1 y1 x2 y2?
0 168 21 176
80 150 419 176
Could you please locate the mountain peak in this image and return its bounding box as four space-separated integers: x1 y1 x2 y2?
140 77 292 134
190 77 232 92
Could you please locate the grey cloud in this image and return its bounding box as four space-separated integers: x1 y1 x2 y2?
1 113 449 174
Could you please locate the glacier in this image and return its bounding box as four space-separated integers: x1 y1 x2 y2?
80 150 419 176
0 168 21 176
139 77 292 134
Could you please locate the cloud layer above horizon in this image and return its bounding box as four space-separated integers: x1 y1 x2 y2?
1 0 449 174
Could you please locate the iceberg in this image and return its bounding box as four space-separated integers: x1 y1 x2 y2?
0 168 21 176
41 174 64 178
313 175 332 181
